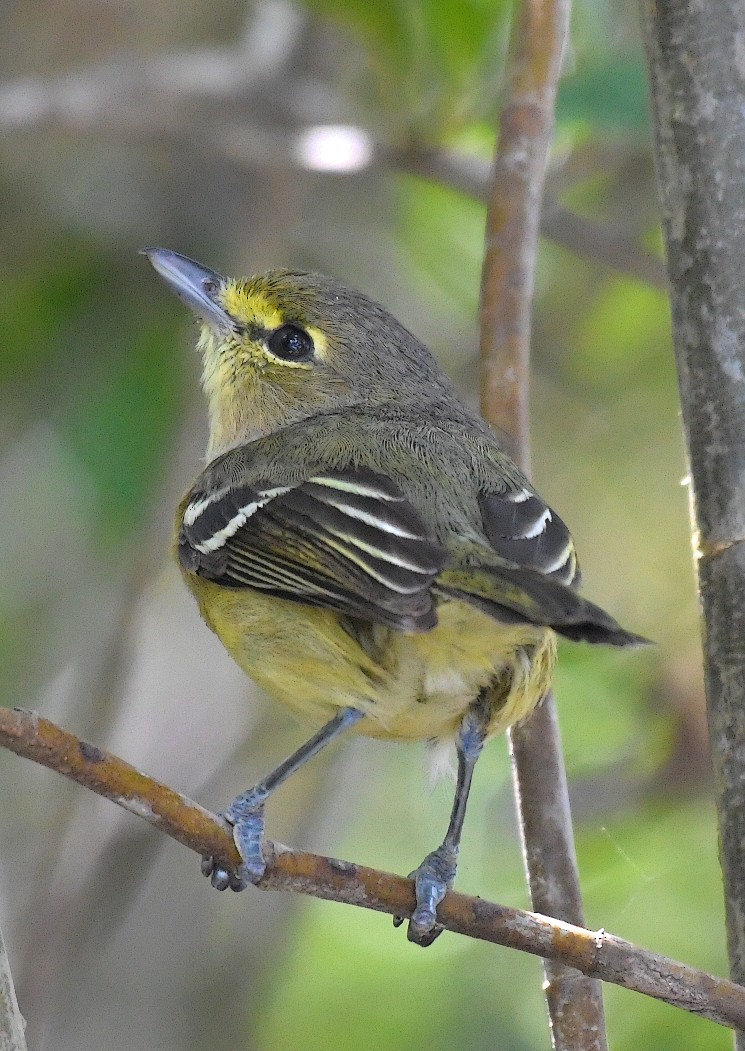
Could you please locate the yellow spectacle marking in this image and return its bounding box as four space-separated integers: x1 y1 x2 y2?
219 284 328 363
306 326 328 360
221 286 284 330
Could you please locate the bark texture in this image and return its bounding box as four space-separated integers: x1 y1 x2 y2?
641 1 745 1043
0 928 27 1051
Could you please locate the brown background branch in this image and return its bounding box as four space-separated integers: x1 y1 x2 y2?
390 146 666 289
0 64 664 291
478 0 608 1046
0 706 744 1032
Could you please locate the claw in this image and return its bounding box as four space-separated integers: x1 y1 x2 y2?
200 853 250 891
213 863 235 892
394 845 457 946
200 796 267 892
407 921 442 948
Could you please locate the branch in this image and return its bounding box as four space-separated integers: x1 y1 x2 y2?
480 0 568 463
0 706 744 1031
641 0 745 1044
0 925 27 1051
394 146 666 290
478 0 608 1047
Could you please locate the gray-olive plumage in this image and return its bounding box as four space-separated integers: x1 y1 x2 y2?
178 409 643 646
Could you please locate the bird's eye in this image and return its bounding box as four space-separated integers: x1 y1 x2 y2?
267 324 314 362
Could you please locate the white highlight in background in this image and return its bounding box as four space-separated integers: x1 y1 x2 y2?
294 125 373 172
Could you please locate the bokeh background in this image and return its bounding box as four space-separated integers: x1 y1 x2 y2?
0 1 723 1049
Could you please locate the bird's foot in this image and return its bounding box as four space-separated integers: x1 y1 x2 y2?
393 844 458 947
201 788 269 892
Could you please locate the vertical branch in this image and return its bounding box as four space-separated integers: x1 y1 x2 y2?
479 1 608 1048
0 927 27 1051
640 1 745 1046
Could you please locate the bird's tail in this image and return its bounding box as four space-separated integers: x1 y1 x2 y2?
436 560 650 648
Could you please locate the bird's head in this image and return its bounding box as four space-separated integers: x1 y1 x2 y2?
144 248 446 458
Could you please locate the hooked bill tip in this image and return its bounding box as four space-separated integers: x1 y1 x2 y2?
141 247 204 277
141 248 234 331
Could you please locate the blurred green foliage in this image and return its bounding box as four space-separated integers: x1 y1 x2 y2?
557 59 650 132
399 177 484 315
0 0 723 1049
304 0 510 131
61 309 184 544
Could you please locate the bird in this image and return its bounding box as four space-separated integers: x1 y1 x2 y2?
144 247 647 946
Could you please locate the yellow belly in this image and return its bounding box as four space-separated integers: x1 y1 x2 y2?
187 572 556 744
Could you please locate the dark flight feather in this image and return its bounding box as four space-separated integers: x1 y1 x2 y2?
178 467 449 632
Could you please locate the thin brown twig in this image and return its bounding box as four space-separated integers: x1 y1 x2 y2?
480 0 567 466
0 706 744 1031
478 0 608 1047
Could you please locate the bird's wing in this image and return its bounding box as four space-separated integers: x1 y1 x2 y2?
477 485 581 587
437 483 647 648
178 466 449 632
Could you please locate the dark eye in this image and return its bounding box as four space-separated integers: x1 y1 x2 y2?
267 324 314 362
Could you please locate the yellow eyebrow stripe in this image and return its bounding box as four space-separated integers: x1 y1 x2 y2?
219 285 329 361
220 287 284 330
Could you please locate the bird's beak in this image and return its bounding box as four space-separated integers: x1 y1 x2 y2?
142 248 236 331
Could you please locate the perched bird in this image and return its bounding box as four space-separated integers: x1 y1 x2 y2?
145 247 646 946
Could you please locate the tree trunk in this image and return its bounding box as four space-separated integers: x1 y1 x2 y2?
641 1 745 1045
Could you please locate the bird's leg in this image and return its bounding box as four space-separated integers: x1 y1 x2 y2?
395 695 490 946
203 706 364 891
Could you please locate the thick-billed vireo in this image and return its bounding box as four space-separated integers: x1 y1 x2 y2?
145 248 646 946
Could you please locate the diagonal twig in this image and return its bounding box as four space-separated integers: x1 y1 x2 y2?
0 706 744 1031
394 145 666 289
478 0 608 1047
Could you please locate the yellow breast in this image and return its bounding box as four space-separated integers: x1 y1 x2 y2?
185 569 556 745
